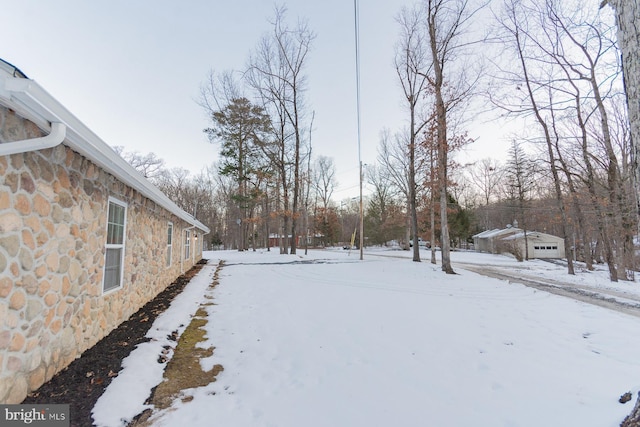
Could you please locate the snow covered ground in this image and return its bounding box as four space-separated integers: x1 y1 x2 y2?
93 249 640 426
374 248 640 307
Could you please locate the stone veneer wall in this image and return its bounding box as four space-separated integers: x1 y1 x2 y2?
0 106 202 403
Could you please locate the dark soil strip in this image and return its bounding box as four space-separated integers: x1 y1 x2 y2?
22 259 208 427
621 392 640 426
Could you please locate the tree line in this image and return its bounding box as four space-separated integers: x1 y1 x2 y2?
115 0 636 282
368 0 635 281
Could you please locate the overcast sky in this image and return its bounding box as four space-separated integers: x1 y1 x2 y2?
2 0 515 200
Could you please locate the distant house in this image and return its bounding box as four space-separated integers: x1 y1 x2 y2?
473 226 565 259
0 59 209 404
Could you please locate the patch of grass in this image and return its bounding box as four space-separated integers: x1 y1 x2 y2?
151 306 223 410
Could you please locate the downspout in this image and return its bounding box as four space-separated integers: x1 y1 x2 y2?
0 121 66 156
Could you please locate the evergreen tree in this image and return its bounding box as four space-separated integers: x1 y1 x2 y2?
204 97 271 250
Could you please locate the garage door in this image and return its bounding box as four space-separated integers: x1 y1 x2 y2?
533 243 560 258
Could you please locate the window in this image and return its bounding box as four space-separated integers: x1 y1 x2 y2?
535 244 559 252
184 229 191 260
103 198 127 292
166 222 173 267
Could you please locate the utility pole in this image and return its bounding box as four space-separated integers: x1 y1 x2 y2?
354 0 364 260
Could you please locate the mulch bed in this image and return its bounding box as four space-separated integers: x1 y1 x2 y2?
22 260 208 427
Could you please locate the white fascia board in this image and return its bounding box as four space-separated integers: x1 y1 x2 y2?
473 229 500 238
0 74 209 234
527 232 561 241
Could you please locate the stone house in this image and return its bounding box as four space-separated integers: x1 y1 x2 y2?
0 59 209 404
473 226 565 259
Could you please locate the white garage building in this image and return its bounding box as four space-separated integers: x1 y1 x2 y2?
473 226 565 259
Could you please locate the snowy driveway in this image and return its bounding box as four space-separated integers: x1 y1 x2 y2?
455 262 640 318
367 249 640 318
96 249 640 426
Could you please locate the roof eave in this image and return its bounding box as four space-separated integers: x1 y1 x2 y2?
0 74 209 233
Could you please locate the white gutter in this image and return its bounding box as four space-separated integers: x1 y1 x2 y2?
0 121 66 156
0 72 209 234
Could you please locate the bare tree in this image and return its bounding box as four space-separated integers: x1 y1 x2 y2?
468 158 504 229
211 170 241 249
312 156 337 218
395 4 433 262
247 5 315 254
377 129 412 250
312 155 337 246
155 167 191 208
365 165 405 246
469 158 503 207
113 147 224 249
495 0 631 279
112 146 166 180
496 0 575 272
548 0 628 277
425 0 485 274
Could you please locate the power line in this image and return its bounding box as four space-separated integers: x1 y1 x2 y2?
354 0 364 260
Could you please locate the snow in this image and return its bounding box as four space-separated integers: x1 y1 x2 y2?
93 249 640 427
92 263 218 426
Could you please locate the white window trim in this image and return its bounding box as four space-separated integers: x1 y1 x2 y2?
103 197 127 294
184 229 191 260
167 222 173 268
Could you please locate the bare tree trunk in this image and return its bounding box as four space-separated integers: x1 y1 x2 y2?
570 74 618 279
291 107 301 255
281 172 289 255
592 70 627 279
395 5 431 262
553 137 593 270
410 131 420 262
265 182 271 252
582 127 618 281
607 2 640 270
430 187 437 265
538 112 574 271
427 2 453 273
405 200 412 251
